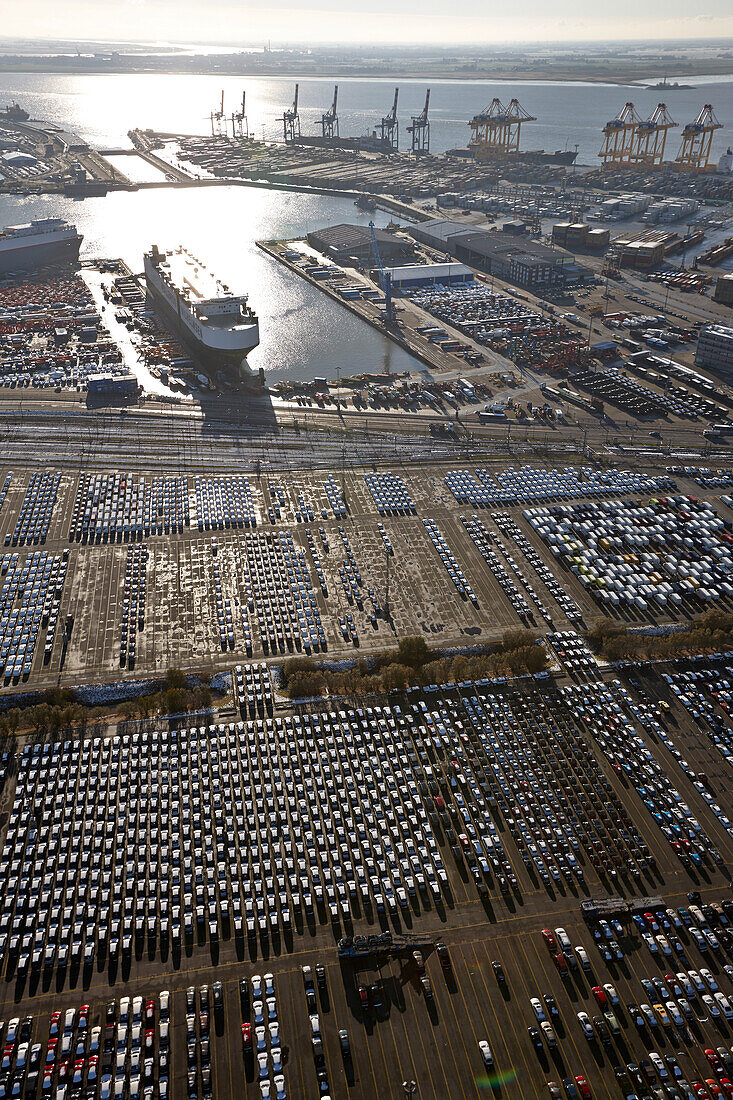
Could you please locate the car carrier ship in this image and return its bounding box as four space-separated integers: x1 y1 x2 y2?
144 245 260 380
0 219 82 274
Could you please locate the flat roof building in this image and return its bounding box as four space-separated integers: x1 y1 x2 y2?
695 325 733 378
306 224 414 266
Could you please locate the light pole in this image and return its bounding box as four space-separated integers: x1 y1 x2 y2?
402 1082 417 1098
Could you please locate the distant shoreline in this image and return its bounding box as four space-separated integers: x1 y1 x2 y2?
1 58 733 84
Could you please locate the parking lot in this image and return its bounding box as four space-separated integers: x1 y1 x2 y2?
0 661 733 1099
0 459 704 690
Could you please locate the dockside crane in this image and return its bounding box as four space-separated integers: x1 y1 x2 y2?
379 87 399 151
598 102 642 166
676 105 722 171
210 90 227 138
407 89 430 154
632 103 677 167
468 97 536 160
279 84 300 144
231 91 249 140
321 85 339 141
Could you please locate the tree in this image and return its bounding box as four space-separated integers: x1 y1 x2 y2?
382 663 409 693
397 636 430 669
165 667 186 690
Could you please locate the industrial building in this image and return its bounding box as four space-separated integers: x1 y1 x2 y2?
306 224 414 266
552 223 610 251
383 262 473 289
695 325 733 377
713 273 733 307
410 219 578 290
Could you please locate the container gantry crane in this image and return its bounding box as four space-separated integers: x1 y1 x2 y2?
380 87 399 152
598 102 642 166
676 105 722 171
406 89 430 154
321 85 339 141
210 90 226 138
279 84 300 144
231 91 249 140
631 103 677 168
468 97 536 160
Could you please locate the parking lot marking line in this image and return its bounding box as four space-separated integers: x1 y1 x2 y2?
530 939 598 1093
427 964 480 1100
470 940 538 1100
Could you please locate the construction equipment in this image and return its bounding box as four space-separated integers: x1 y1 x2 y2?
407 89 430 154
279 84 300 144
380 87 399 152
321 85 339 141
676 105 723 172
338 932 434 961
632 103 677 167
210 91 226 138
231 91 249 140
598 102 642 166
468 98 536 160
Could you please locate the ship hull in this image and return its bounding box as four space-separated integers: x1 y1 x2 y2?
145 278 259 382
0 235 82 274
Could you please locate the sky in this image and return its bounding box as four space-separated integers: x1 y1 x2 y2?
3 0 733 46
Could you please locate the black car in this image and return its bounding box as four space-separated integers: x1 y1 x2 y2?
528 1027 543 1050
491 960 506 984
338 1030 350 1058
369 983 382 1010
239 978 249 1016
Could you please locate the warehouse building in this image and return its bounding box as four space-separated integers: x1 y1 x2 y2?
306 224 414 266
409 218 576 290
383 262 473 289
695 325 733 378
714 273 733 307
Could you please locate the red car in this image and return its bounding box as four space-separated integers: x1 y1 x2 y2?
78 1005 90 1030
358 984 369 1008
693 1084 712 1099
57 1060 69 1083
48 1013 61 1038
240 1023 252 1053
706 1082 724 1099
144 1029 155 1051
542 929 558 952
575 1075 591 1100
707 1051 724 1075
145 1001 155 1025
644 912 659 931
718 1078 733 1098
591 986 608 1009
45 1040 57 1066
553 953 568 976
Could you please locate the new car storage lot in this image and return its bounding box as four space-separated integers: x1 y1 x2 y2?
0 458 721 691
0 662 732 1100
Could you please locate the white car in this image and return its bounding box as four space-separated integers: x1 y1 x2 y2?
257 1052 269 1080
649 1052 668 1080
274 1077 287 1100
577 1011 594 1040
603 983 619 1006
715 992 733 1020
530 998 546 1022
700 968 719 992
555 927 571 953
479 1040 493 1068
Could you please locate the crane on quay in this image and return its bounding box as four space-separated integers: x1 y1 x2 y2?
676 105 723 171
321 85 339 142
406 89 430 154
210 91 227 138
279 84 301 144
469 97 536 160
380 87 399 152
231 91 249 140
632 103 677 168
598 102 642 166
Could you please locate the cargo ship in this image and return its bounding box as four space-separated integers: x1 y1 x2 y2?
144 246 259 378
0 218 83 274
1 102 29 122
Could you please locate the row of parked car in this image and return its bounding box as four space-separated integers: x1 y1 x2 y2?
6 472 60 548
0 549 68 684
